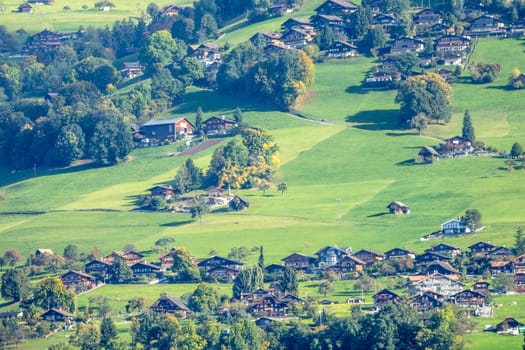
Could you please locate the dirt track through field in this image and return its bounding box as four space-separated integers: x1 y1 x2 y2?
178 139 223 156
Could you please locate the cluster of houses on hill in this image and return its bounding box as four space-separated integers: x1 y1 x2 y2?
415 135 487 164
133 115 237 145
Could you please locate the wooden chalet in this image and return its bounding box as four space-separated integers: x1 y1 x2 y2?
191 43 222 67
384 248 416 260
364 71 395 88
441 218 470 235
390 37 424 54
203 115 237 136
205 186 224 198
281 18 313 31
435 35 470 52
440 136 473 154
156 4 183 18
373 289 399 309
250 32 282 47
198 256 243 272
281 253 316 270
120 62 144 79
408 273 464 296
436 68 453 81
489 260 514 275
425 261 460 276
229 195 250 211
449 289 485 307
473 280 490 293
467 15 506 37
263 43 295 56
150 185 175 198
141 117 195 140
60 270 96 290
426 243 461 258
381 57 397 70
24 29 63 54
515 270 525 293
41 308 74 323
131 262 161 276
315 245 351 266
386 200 410 214
514 254 525 271
207 266 241 280
413 8 443 26
85 259 112 277
488 246 514 260
326 40 357 57
150 295 192 318
510 19 525 37
247 295 288 316
469 241 496 256
19 2 32 12
102 250 143 265
353 249 385 265
410 292 444 313
315 0 358 16
280 294 306 305
372 13 402 28
496 317 523 333
311 14 346 35
280 28 315 49
331 255 365 274
416 146 440 164
255 317 279 329
159 248 177 268
415 251 451 266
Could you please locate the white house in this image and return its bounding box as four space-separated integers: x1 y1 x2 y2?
441 218 470 235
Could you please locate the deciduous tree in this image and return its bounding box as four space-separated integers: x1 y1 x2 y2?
1 268 31 301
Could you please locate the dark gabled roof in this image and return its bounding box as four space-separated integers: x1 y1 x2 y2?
62 270 96 280
204 115 236 124
373 288 399 298
419 146 440 157
384 247 416 256
328 40 357 49
428 242 460 251
151 295 192 313
131 262 160 270
316 0 358 11
468 241 496 249
283 17 312 26
315 245 348 255
387 200 409 209
42 308 74 318
142 117 195 129
340 255 366 265
426 260 459 274
281 252 315 260
197 255 244 267
451 289 484 299
354 249 385 257
85 259 112 267
265 263 287 272
316 14 344 21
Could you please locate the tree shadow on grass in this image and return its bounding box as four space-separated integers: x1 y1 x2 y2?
485 85 514 91
395 159 416 166
386 131 418 137
160 220 194 227
346 109 401 131
345 85 370 95
367 212 389 218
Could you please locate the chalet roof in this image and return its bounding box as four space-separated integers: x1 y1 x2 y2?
384 247 416 255
393 36 425 44
451 289 484 298
419 146 440 157
206 186 224 193
231 195 250 206
42 308 74 318
284 18 312 26
280 294 306 303
354 249 385 257
329 40 357 49
315 245 349 255
198 43 221 50
496 317 523 329
122 61 143 69
426 261 459 275
441 217 466 226
152 295 192 313
282 252 315 260
204 115 236 124
149 185 173 191
414 8 442 16
428 242 460 251
85 259 112 267
131 262 160 270
416 251 451 261
62 270 96 280
407 272 463 283
468 241 495 249
159 248 177 259
435 34 471 43
316 0 358 10
373 288 399 298
474 279 489 285
387 200 409 209
470 14 505 24
197 255 244 267
142 117 195 128
283 28 313 37
316 14 344 21
490 260 512 268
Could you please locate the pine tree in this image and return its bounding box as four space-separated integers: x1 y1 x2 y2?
195 106 204 130
100 317 118 347
233 107 243 125
462 110 475 142
258 246 264 270
515 227 525 255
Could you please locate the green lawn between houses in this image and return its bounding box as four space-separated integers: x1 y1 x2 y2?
1 6 525 348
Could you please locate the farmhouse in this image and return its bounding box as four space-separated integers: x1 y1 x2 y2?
330 255 365 274
41 309 74 323
150 295 192 318
442 54 462 66
373 289 399 309
315 245 351 266
24 29 63 54
141 118 195 141
207 266 241 280
410 292 444 313
280 28 316 49
449 289 485 307
265 264 287 275
440 136 473 155
413 8 443 26
203 116 237 136
489 260 514 275
435 35 470 52
85 259 112 277
131 262 161 276
473 280 490 293
60 270 96 290
206 186 224 198
149 185 174 198
326 40 358 57
390 37 425 54
467 15 506 37
372 13 402 29
415 251 451 266
496 317 523 333
384 248 416 260
198 256 243 272
311 14 346 36
247 295 289 316
426 243 461 258
469 241 496 256
120 62 144 79
353 249 384 265
18 2 32 12
229 195 250 211
282 18 313 31
282 253 316 270
315 0 358 16
416 146 440 164
425 261 460 276
441 218 470 235
191 43 222 67
250 32 282 47
487 246 514 260
156 4 183 18
386 200 410 214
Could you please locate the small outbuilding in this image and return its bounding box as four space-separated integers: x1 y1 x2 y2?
416 146 440 164
387 201 410 214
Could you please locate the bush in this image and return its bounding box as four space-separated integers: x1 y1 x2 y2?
469 61 501 83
